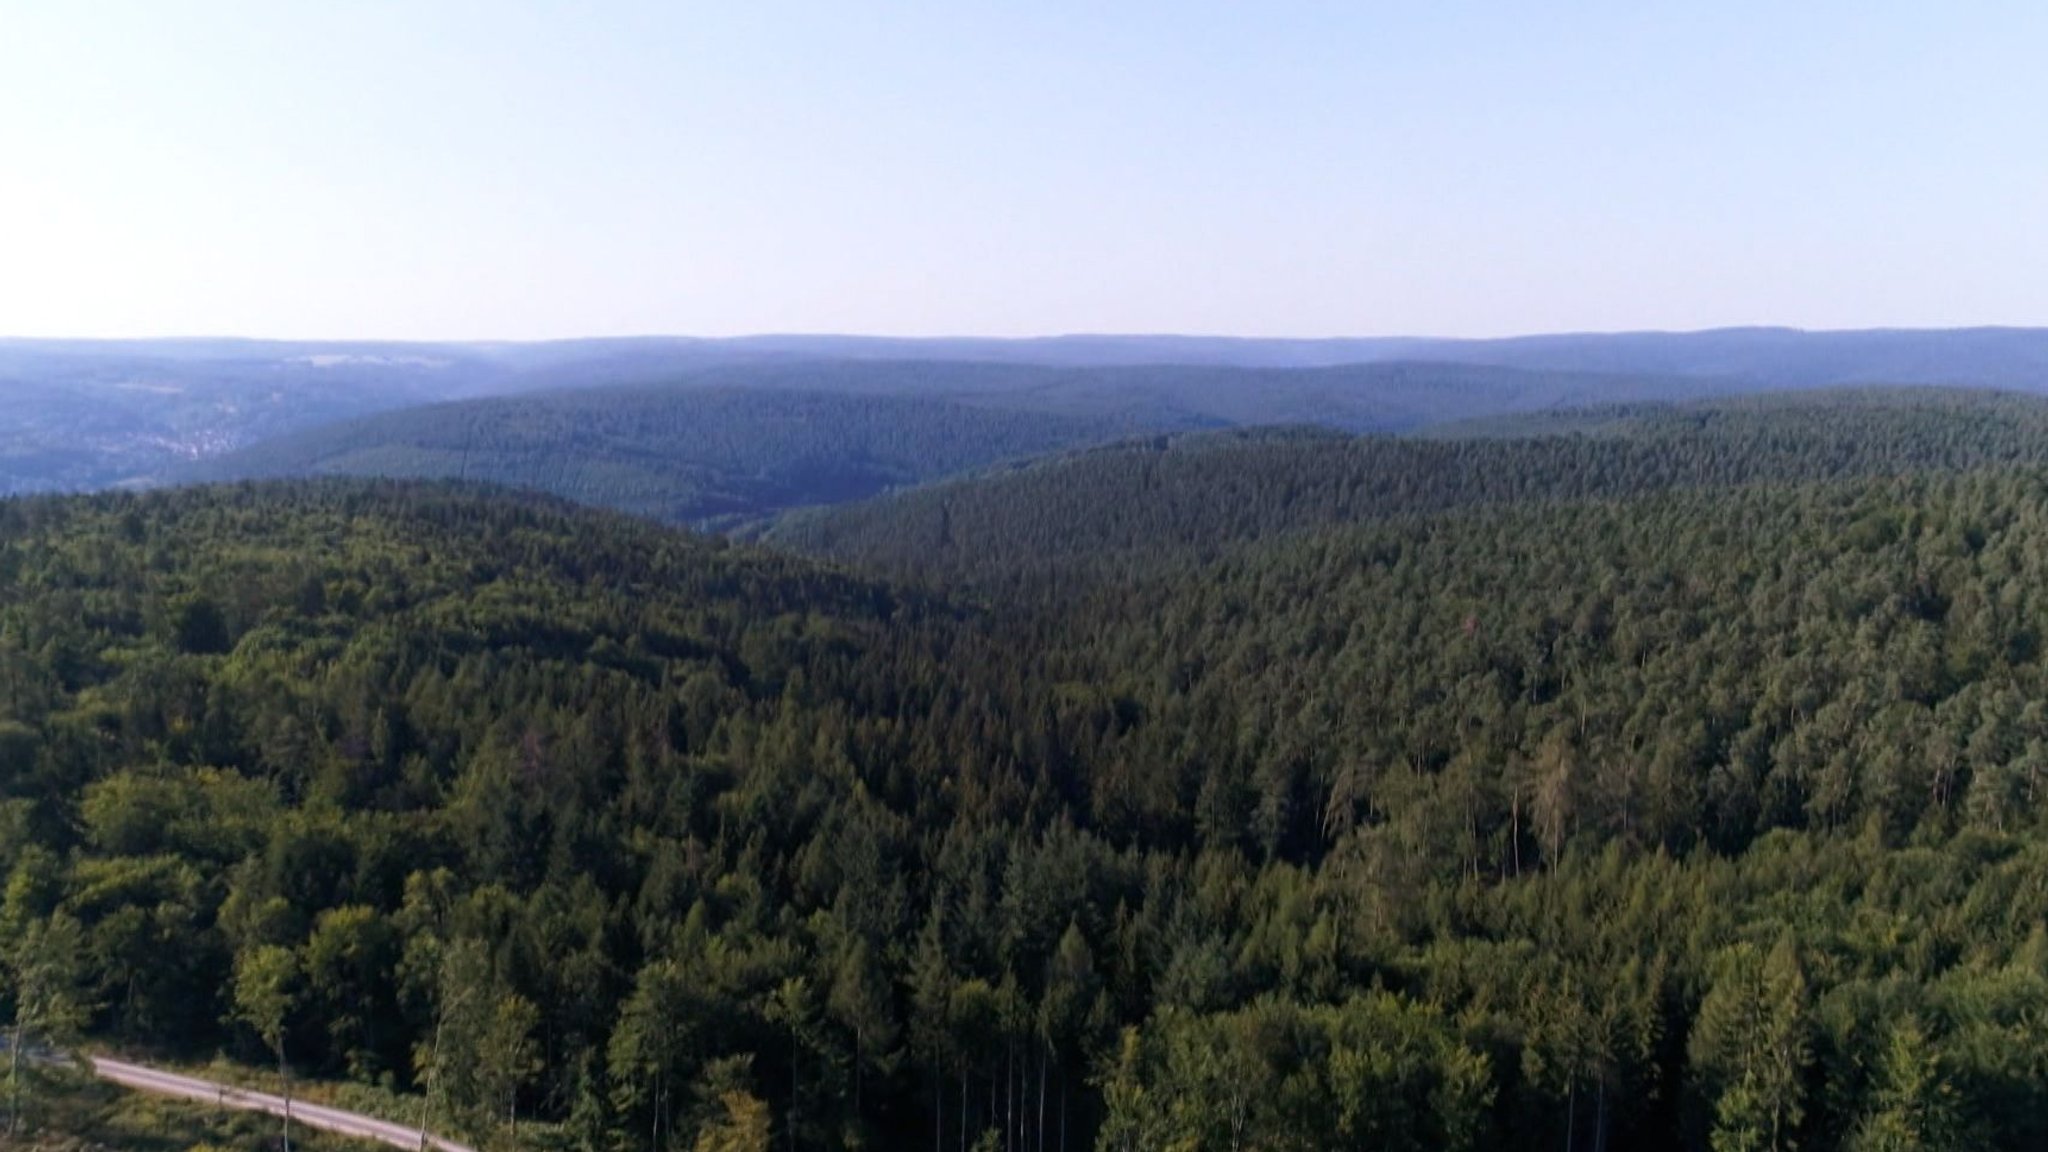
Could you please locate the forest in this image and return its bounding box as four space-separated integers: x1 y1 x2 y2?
174 357 1763 531
5 393 2048 1151
178 385 1173 530
774 388 2048 583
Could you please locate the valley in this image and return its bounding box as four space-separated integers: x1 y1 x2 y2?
6 385 2048 1149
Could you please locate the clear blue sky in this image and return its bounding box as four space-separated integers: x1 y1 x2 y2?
3 1 2043 340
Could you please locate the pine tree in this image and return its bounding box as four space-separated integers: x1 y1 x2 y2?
1847 1017 1959 1152
1691 938 1812 1152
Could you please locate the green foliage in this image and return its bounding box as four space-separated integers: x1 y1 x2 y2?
1691 939 1811 1152
6 912 90 1138
775 389 2048 584
10 456 2048 1150
231 945 298 1061
1846 1017 1961 1152
1097 995 1491 1152
185 386 1176 530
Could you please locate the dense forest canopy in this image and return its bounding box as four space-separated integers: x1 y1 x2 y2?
176 387 1189 530
19 326 2048 499
775 388 2048 586
5 417 2048 1150
176 359 1763 529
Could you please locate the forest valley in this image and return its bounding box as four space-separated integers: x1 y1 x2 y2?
6 397 2048 1152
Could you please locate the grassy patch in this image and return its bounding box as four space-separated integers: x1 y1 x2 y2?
78 1052 570 1151
11 1071 361 1152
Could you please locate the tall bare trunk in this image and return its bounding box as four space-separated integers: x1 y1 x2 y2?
1564 1079 1575 1152
1037 1050 1046 1152
1058 1074 1067 1152
9 1021 25 1139
280 1046 293 1152
417 1016 444 1152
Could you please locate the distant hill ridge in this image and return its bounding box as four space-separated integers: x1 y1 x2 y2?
771 387 2048 583
12 325 2048 498
176 359 1745 526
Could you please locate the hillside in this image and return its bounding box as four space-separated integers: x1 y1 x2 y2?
4 471 2048 1149
774 388 2048 582
181 360 1736 527
15 327 2048 499
175 385 1184 528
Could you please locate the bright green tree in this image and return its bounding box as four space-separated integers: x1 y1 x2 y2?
5 913 88 1139
232 943 302 1152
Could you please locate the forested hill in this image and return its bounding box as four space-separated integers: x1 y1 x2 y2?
15 327 2048 498
773 388 2048 583
605 357 1741 431
174 359 1741 527
175 386 1198 529
6 475 2048 1150
1420 385 2048 439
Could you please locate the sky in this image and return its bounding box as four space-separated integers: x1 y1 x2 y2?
2 1 2044 341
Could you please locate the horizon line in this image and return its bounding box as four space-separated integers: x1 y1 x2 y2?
4 323 2048 347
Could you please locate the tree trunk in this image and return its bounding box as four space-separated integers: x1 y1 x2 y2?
1511 793 1523 877
417 1016 444 1152
1037 1050 1047 1152
280 1046 293 1152
1059 1073 1067 1152
9 1020 25 1139
1594 1076 1607 1152
1564 1079 1575 1152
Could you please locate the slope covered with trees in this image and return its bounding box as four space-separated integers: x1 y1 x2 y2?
17 328 2048 498
775 388 2048 584
179 387 1189 529
4 463 2048 1150
179 360 1746 528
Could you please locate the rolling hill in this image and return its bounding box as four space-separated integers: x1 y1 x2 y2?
14 326 2048 498
772 387 2048 582
177 359 1747 525
174 384 1213 528
10 456 2048 1149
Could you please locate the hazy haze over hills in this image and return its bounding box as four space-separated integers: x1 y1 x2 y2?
171 358 1778 525
11 326 2048 502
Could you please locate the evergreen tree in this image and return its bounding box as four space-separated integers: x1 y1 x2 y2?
1848 1017 1959 1152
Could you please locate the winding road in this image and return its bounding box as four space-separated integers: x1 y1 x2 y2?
88 1055 473 1152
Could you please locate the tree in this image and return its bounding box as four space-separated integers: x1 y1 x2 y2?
827 939 898 1119
301 904 401 1080
692 1056 772 1152
233 943 301 1152
907 909 956 1152
1092 1028 1151 1152
1038 921 1100 1152
764 977 834 1152
415 938 525 1144
1847 1017 1959 1152
1691 938 1812 1152
5 913 88 1139
609 958 698 1152
480 991 542 1140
